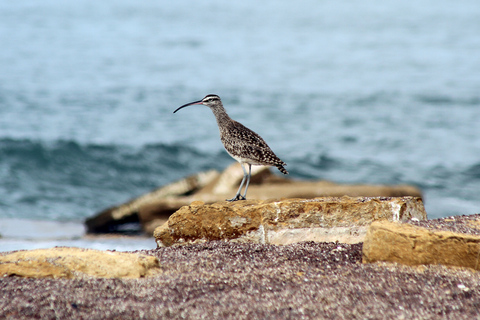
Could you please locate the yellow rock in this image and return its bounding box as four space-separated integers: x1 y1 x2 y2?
362 221 480 271
0 247 161 278
154 196 427 246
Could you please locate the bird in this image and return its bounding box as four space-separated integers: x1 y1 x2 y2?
173 94 288 202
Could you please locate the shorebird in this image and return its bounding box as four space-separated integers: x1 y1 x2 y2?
174 94 288 201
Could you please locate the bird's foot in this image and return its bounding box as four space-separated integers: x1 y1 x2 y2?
226 194 246 202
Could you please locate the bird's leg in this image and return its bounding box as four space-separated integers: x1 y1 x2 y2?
241 163 252 200
227 163 248 202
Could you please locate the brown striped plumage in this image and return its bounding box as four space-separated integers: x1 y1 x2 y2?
174 94 288 201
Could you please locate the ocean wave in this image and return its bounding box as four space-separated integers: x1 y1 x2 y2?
1 138 479 221
463 162 480 181
414 94 480 107
0 138 230 220
0 138 224 177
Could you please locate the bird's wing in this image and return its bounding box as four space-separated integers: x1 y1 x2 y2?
221 121 286 166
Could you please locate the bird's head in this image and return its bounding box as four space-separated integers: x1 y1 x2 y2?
173 94 222 113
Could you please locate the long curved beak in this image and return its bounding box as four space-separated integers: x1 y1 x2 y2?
173 100 203 113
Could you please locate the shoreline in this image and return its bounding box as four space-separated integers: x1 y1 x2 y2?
2 212 480 318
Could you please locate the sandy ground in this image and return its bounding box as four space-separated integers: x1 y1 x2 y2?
1 240 480 320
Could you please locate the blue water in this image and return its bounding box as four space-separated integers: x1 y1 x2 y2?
1 0 479 250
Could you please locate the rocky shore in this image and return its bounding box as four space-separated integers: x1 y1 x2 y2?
1 237 480 319
2 167 480 319
2 205 480 319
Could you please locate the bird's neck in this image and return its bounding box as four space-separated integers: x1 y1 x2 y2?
210 105 232 126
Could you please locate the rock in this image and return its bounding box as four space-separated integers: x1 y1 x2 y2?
362 220 480 271
85 169 219 234
86 163 423 235
0 247 161 278
154 196 427 247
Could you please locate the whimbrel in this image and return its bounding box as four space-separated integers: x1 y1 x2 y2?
174 94 288 201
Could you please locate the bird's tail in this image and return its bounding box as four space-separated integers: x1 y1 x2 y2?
276 165 288 175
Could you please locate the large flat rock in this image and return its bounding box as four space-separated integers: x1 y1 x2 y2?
154 196 427 246
362 219 480 271
0 247 161 278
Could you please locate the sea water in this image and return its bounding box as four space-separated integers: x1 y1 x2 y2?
0 0 479 251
